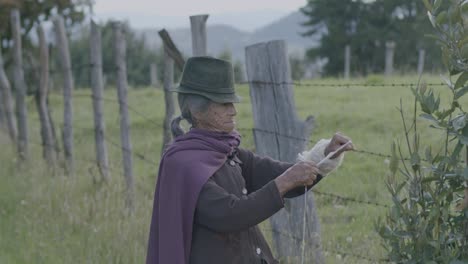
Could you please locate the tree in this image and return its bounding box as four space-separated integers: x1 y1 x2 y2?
300 0 446 76
69 21 161 88
217 49 245 83
0 0 92 93
289 54 306 81
301 0 363 75
0 0 92 48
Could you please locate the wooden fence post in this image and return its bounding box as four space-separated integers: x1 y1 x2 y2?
11 9 29 160
158 29 185 70
190 15 209 56
161 47 175 154
158 29 185 155
0 45 17 142
54 15 74 173
0 88 4 129
150 63 159 87
417 49 425 76
35 24 56 165
245 40 323 263
385 41 396 77
90 20 110 181
113 22 134 212
344 45 351 80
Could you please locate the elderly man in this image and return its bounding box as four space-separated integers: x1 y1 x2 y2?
146 56 353 264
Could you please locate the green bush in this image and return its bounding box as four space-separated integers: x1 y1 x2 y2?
377 0 468 262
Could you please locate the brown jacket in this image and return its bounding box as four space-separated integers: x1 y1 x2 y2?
189 148 309 264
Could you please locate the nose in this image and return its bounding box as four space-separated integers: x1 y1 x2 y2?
228 104 237 116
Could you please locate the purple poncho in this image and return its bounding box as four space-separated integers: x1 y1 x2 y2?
146 128 241 264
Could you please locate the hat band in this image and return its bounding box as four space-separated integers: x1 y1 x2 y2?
180 80 234 94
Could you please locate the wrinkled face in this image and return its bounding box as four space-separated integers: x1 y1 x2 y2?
193 102 237 133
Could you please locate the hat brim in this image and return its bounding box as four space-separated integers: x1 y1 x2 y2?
171 84 241 103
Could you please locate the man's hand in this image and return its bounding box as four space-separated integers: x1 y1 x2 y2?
324 132 354 159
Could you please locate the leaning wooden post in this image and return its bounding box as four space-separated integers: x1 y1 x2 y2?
35 24 55 165
0 45 18 142
190 14 209 56
113 22 134 212
245 40 322 263
54 15 74 173
11 9 29 160
158 29 185 154
344 44 351 80
385 41 396 77
158 29 185 70
161 47 175 154
417 48 425 76
90 20 110 181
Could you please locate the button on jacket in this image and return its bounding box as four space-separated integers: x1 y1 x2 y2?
189 148 311 264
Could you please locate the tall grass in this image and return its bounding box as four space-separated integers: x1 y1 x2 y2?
1 75 463 263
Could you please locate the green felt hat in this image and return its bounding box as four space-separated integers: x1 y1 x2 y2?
173 56 241 103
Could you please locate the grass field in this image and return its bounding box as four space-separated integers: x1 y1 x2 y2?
0 74 464 263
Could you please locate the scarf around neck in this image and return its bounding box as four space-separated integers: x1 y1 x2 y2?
146 128 241 264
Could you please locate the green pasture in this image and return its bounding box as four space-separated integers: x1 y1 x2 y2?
1 74 464 263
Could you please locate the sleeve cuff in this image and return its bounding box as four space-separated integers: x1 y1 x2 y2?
266 180 285 209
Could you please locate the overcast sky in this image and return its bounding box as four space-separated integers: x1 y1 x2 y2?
93 0 308 31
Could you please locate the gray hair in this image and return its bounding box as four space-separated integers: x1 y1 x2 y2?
171 93 212 137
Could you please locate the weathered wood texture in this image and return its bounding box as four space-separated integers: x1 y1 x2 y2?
11 9 29 159
245 40 323 263
385 41 396 77
344 45 351 80
161 48 175 155
90 20 110 181
150 63 159 87
158 29 185 70
0 87 4 128
418 49 425 76
35 24 56 164
54 15 74 173
11 10 29 158
0 45 17 142
113 22 134 211
190 15 209 56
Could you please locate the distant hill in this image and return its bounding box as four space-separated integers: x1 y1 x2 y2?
138 11 323 63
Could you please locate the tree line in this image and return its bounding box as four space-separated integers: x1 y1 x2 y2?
1 0 450 87
301 0 449 76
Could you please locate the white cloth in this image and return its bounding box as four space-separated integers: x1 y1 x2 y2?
297 139 344 175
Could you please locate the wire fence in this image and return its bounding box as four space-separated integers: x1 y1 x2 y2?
21 63 450 89
9 66 441 263
261 227 391 263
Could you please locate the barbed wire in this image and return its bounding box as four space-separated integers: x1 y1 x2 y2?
76 93 163 129
312 190 390 208
260 227 391 263
239 80 444 87
100 134 159 168
25 86 445 210
22 63 446 89
23 63 118 76
28 117 394 209
28 139 124 177
238 127 407 161
18 102 408 264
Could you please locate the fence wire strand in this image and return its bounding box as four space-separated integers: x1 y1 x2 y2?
15 68 436 264
261 227 391 263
